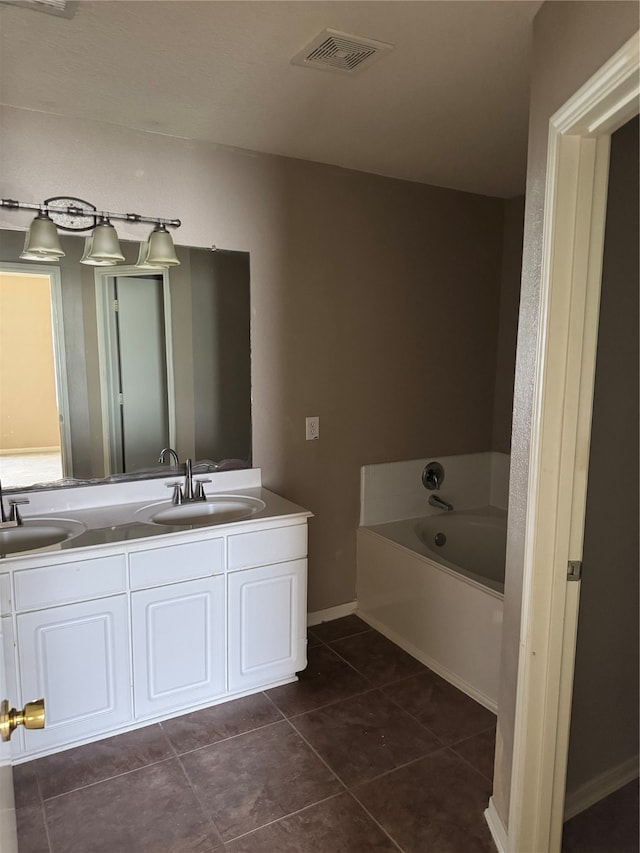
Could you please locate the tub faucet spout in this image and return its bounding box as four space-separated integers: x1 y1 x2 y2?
428 495 453 512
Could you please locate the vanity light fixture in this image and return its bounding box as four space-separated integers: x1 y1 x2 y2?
19 209 65 260
1 196 181 266
145 223 180 267
83 216 125 264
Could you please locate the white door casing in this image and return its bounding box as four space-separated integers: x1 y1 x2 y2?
503 31 639 853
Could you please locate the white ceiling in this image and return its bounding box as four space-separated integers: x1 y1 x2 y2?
0 1 542 198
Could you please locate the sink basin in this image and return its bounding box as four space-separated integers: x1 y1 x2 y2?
0 518 86 555
137 495 266 527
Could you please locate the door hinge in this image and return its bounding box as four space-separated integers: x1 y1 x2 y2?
118 392 124 406
113 299 119 312
567 560 582 582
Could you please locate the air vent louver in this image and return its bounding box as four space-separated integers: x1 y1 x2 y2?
291 28 394 75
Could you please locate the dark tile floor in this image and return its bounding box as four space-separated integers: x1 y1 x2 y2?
14 615 499 852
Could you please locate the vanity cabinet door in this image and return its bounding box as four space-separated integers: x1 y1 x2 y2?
17 596 132 754
228 559 307 692
131 575 226 718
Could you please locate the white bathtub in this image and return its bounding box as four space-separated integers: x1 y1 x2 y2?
356 506 506 710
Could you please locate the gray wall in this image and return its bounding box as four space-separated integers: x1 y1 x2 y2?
492 196 524 454
192 250 251 463
565 117 639 798
0 104 505 613
493 0 640 829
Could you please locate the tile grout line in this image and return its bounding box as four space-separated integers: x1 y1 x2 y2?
36 752 179 803
159 700 286 757
222 791 346 845
344 789 407 853
173 747 226 848
285 707 447 800
30 762 54 853
280 717 407 853
447 742 496 784
171 715 287 759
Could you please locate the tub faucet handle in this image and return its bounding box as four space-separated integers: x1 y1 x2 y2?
422 462 445 491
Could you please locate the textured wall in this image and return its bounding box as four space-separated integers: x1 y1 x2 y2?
492 196 524 453
493 0 640 830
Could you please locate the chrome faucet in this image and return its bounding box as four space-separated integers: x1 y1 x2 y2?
183 457 195 501
165 457 210 505
0 480 12 526
158 447 180 466
428 494 453 512
0 480 28 528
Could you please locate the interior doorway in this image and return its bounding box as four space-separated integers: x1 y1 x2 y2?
560 115 639 851
503 32 639 853
0 267 71 488
95 269 175 475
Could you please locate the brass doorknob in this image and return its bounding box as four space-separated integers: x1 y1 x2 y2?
0 698 45 742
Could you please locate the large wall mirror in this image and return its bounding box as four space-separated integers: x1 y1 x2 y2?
0 229 251 491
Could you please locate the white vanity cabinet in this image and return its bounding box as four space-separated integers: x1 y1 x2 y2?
227 524 308 691
228 560 306 691
17 596 131 752
5 495 310 761
13 552 131 752
129 536 226 717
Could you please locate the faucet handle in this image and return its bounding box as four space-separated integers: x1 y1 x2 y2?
9 499 29 525
194 479 211 501
165 482 184 505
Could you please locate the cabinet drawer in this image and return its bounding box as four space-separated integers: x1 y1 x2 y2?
14 554 126 611
129 537 224 589
228 524 307 571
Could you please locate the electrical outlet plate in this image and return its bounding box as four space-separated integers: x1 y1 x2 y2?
306 416 319 440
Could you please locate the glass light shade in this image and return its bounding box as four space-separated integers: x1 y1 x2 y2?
80 235 120 266
86 219 125 262
146 224 180 266
135 241 168 269
19 212 65 260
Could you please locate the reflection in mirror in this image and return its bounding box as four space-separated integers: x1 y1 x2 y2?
0 230 251 491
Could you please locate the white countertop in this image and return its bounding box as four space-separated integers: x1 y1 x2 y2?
0 469 312 562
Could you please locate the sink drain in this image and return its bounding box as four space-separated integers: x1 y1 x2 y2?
434 532 446 547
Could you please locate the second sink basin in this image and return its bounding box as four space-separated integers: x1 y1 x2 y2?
0 518 86 556
137 495 266 527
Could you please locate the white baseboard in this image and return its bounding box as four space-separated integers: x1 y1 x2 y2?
564 754 639 821
357 610 497 713
485 797 507 853
307 600 357 627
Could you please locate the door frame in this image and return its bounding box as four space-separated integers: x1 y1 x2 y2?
506 32 639 853
0 261 73 478
94 266 176 475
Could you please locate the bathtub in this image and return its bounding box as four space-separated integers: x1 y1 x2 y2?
356 505 506 710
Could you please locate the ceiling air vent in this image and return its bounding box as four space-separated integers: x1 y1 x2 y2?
291 28 394 75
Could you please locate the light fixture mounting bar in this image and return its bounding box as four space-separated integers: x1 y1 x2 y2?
0 198 181 230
